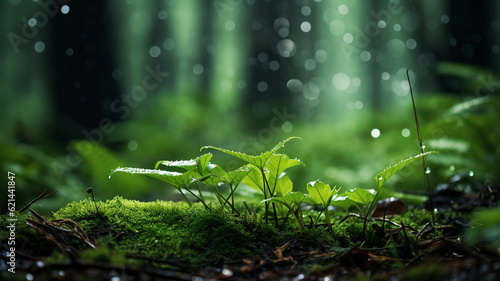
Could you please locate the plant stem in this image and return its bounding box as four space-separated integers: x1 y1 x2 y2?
324 207 332 231
406 68 435 223
261 169 269 224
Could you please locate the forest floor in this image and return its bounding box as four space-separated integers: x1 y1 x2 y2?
2 178 500 281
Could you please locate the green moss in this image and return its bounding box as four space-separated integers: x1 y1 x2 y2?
52 196 279 267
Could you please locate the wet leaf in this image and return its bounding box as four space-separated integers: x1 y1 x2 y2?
375 151 437 189
201 137 300 170
305 180 340 207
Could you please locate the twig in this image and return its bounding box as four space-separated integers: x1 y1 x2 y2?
19 189 57 213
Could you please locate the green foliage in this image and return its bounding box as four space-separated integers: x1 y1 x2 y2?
464 205 500 249
110 137 442 235
375 151 437 190
305 180 340 230
201 136 301 170
333 188 376 216
264 192 306 228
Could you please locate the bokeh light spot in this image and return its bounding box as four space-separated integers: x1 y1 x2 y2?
332 73 350 91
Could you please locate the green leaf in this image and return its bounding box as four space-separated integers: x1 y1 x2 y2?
196 153 213 174
198 163 225 187
329 196 353 212
201 137 300 170
266 154 304 195
241 166 265 193
375 151 438 189
305 180 340 207
110 167 193 189
343 188 376 206
263 192 305 207
155 153 213 171
222 164 252 186
443 96 491 117
275 175 293 197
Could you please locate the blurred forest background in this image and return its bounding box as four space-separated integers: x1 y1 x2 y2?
1 0 499 214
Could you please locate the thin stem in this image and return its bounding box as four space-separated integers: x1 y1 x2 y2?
261 169 269 224
177 188 193 207
406 68 435 223
262 172 279 227
324 207 332 231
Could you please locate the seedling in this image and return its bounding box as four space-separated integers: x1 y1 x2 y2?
85 187 102 217
202 137 303 225
304 180 340 231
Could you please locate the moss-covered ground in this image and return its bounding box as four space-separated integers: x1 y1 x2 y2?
4 193 497 281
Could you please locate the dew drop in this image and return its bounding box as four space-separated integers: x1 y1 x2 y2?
425 167 431 174
378 175 383 181
449 165 455 171
469 170 474 177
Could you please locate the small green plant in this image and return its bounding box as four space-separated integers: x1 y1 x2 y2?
304 180 340 231
111 134 437 237
202 137 303 225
